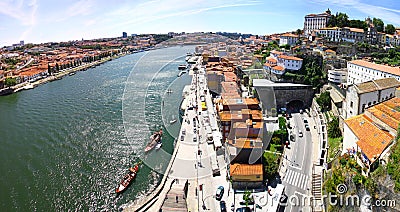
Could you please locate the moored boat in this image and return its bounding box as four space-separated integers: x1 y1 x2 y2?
145 129 163 152
155 141 162 150
115 163 141 194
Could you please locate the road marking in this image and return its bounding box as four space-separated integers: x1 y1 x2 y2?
283 169 309 191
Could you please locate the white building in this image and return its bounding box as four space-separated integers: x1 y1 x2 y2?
303 9 332 36
279 33 299 46
328 68 347 84
347 60 400 84
263 50 303 76
344 78 400 119
318 27 342 42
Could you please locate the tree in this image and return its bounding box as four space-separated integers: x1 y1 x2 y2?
5 77 17 87
316 91 331 111
373 18 384 32
242 190 254 206
336 13 349 27
385 24 395 34
327 117 342 138
263 151 279 180
296 29 302 35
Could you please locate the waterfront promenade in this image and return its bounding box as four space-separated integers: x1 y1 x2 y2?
124 57 232 212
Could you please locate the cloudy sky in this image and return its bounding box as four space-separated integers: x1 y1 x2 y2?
0 0 399 46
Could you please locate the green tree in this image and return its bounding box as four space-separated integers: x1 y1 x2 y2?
336 13 349 27
385 24 396 34
296 29 302 35
242 190 254 206
316 91 331 111
263 151 279 180
5 77 17 87
373 18 384 32
328 117 342 138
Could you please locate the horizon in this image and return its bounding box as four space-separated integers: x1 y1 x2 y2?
1 0 400 46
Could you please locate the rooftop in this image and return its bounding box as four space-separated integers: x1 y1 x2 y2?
230 163 263 176
278 55 303 61
349 60 400 76
354 78 400 94
345 115 394 162
227 138 263 149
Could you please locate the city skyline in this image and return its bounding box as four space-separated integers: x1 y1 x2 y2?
1 0 400 46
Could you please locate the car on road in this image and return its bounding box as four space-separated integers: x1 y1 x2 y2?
303 118 308 124
236 207 251 212
305 124 310 131
299 109 303 114
290 134 295 141
215 186 224 201
298 131 303 137
193 136 197 142
220 200 227 212
193 128 197 134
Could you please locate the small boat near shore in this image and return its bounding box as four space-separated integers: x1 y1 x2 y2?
68 72 76 76
170 119 177 125
115 162 141 194
177 70 186 77
178 64 188 70
155 141 162 150
145 129 163 152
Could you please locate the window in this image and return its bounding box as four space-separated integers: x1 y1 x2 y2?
350 101 353 108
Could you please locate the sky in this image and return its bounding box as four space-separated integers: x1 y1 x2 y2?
0 0 399 46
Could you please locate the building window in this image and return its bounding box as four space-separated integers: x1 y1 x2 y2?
350 101 353 108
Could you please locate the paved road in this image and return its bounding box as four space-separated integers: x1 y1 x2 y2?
282 113 314 212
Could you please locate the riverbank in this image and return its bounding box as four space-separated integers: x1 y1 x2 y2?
4 53 129 94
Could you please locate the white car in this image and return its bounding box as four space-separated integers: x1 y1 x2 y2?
298 131 303 137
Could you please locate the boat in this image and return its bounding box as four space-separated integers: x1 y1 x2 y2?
69 72 76 76
177 70 186 77
170 119 177 124
155 141 162 150
115 163 141 194
178 64 187 70
145 129 163 152
23 84 34 90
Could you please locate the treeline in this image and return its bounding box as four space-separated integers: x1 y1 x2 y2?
327 12 396 34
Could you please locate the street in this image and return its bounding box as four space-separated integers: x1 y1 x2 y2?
281 113 314 212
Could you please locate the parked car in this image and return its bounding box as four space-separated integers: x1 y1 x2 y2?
299 131 303 137
193 136 197 142
236 207 251 212
220 200 227 212
216 186 224 201
299 109 303 114
305 124 310 131
303 118 308 124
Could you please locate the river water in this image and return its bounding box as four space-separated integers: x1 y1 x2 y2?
0 46 194 211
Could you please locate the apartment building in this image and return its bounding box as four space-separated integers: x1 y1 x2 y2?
347 60 400 84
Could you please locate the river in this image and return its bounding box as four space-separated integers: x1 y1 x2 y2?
0 46 194 211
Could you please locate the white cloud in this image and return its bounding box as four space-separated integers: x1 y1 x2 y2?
0 0 38 26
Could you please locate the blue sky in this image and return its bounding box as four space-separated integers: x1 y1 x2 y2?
1 0 399 46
